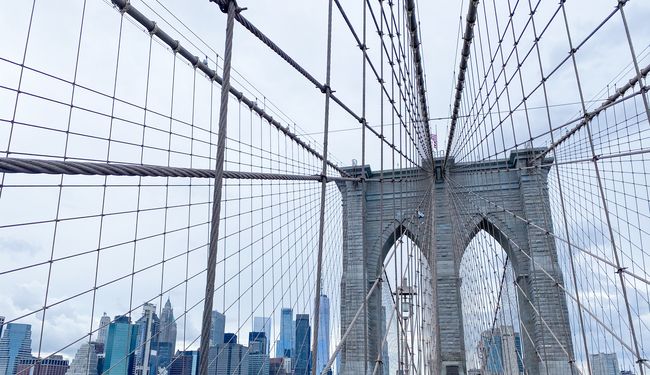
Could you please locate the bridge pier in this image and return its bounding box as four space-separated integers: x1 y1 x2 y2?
337 149 574 375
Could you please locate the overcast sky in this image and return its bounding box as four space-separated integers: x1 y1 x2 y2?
1 0 650 374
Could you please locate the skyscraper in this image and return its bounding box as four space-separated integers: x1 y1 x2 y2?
478 326 523 375
168 351 198 375
252 318 271 355
158 298 177 370
380 306 389 375
276 309 293 358
0 323 32 375
209 312 225 347
207 311 226 375
65 342 99 375
135 304 160 375
247 333 267 356
246 353 268 375
292 314 310 375
268 358 286 375
316 295 330 375
212 335 248 375
247 332 269 375
590 353 620 375
97 314 111 345
103 316 138 375
17 356 69 375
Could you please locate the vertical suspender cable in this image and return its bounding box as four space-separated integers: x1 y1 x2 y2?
361 0 369 373
559 3 645 374
311 1 335 374
200 2 236 375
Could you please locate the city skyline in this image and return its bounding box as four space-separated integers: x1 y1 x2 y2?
0 296 331 375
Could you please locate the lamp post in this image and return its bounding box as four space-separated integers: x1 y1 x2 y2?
394 277 416 375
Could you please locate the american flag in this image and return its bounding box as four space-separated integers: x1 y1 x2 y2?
431 133 438 150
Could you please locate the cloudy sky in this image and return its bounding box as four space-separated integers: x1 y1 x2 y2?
1 0 650 374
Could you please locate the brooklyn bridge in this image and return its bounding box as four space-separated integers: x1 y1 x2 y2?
0 0 649 374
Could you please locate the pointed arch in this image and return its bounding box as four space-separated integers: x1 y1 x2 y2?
458 214 523 277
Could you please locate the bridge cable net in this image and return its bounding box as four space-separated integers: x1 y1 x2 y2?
443 0 650 373
0 1 433 375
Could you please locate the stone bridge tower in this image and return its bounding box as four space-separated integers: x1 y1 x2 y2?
337 149 574 375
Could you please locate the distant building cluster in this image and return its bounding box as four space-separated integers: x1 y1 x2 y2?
469 326 632 375
0 295 336 375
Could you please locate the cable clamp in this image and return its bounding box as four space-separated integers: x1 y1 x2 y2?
358 43 368 51
592 154 601 162
636 358 647 364
120 0 131 14
148 22 159 36
173 40 181 54
217 0 231 13
615 267 627 274
320 84 333 94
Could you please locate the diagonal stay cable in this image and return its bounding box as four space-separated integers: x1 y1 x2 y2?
207 0 420 168
110 0 348 177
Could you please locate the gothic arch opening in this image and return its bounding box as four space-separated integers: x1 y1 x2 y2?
459 223 526 375
380 232 434 375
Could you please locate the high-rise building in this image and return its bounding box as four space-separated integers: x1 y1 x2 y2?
591 353 620 375
276 309 293 358
97 314 111 345
292 314 310 375
16 356 68 375
247 332 269 375
212 335 248 375
252 318 271 355
0 317 5 340
209 312 225 347
478 326 523 375
316 295 330 375
65 343 99 375
158 298 177 370
247 333 267 356
103 315 138 375
135 304 160 375
246 353 268 375
168 351 198 375
380 306 389 375
268 358 286 375
0 323 32 375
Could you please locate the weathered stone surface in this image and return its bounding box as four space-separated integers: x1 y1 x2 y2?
336 149 573 375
